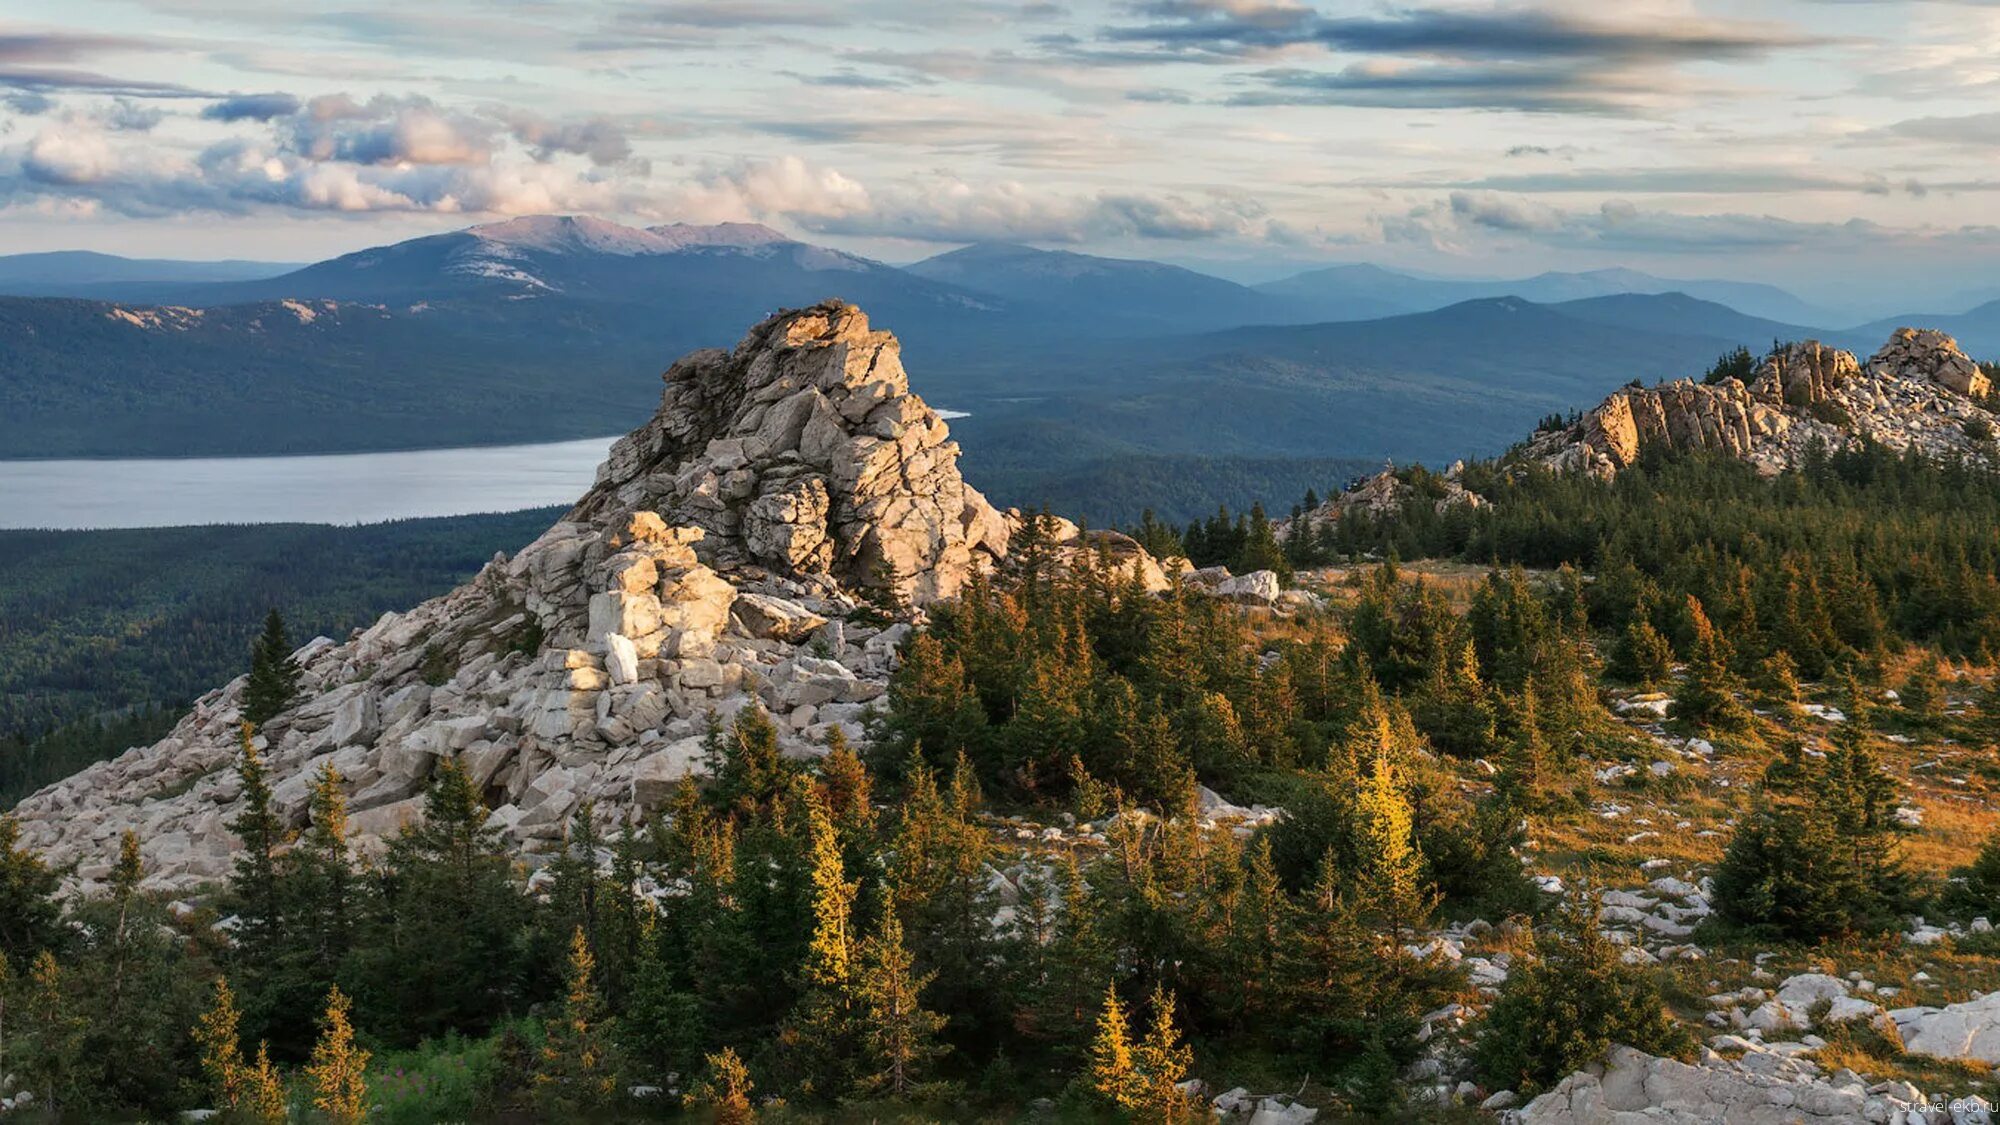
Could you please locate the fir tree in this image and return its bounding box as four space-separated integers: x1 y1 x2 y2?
1674 596 1750 730
778 788 860 1099
305 987 369 1125
242 610 301 726
0 814 61 960
1614 618 1674 688
226 723 284 964
535 927 620 1117
1475 893 1693 1095
1901 656 1946 726
853 891 949 1100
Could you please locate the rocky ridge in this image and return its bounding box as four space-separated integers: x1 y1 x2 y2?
7 301 1145 897
1528 329 1996 478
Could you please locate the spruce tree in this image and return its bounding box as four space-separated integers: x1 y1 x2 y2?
853 891 949 1100
1475 893 1692 1095
19 950 83 1114
242 610 301 726
227 724 283 962
1674 596 1750 730
535 927 620 1117
0 814 61 960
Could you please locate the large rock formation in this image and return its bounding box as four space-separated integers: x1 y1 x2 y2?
572 301 1007 605
1529 328 1997 478
5 302 1151 898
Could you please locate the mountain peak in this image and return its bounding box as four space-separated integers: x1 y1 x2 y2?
461 215 795 257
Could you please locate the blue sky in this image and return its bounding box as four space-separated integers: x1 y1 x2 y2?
2 0 1998 306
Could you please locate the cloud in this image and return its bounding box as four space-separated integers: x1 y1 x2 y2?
666 154 1273 244
1880 111 2000 149
104 98 165 132
1424 167 1936 195
0 30 211 98
1382 190 2000 256
490 108 637 166
202 92 303 122
1073 3 1826 114
282 94 494 165
3 91 54 115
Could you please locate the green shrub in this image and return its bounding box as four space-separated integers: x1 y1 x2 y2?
1473 894 1694 1096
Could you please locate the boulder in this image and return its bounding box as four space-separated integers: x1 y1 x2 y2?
1215 570 1281 604
1897 991 2000 1063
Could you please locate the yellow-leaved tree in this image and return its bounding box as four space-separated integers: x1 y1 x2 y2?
305 986 368 1125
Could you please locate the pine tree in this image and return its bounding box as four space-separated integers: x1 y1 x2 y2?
305 987 369 1125
193 976 247 1113
242 610 301 725
686 1047 756 1124
535 926 619 1117
853 891 949 1100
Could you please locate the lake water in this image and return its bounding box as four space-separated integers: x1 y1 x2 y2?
0 410 969 531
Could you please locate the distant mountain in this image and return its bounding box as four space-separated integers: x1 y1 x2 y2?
1851 300 2000 361
0 250 298 298
905 242 1308 331
1541 292 1825 351
1259 264 1833 326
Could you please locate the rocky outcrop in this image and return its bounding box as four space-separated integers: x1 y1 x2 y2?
1749 340 1859 407
1511 1045 1932 1124
1870 328 1990 399
1279 462 1484 537
571 301 1006 606
1530 329 1999 479
7 302 1169 898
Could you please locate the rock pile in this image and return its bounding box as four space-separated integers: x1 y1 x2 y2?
1510 1044 1937 1124
1528 328 1997 479
8 302 1161 897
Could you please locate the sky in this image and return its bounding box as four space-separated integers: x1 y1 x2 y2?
3 0 1999 310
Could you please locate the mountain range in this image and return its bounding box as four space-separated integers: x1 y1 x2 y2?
3 215 1992 522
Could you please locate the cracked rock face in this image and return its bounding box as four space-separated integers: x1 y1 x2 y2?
571 301 1008 606
1530 328 1999 478
5 302 1092 899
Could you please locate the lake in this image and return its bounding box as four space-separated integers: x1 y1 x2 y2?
0 411 969 530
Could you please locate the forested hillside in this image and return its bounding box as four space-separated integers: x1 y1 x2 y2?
12 443 2000 1120
0 510 558 802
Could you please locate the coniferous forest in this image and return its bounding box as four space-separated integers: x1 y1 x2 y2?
13 444 2000 1119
